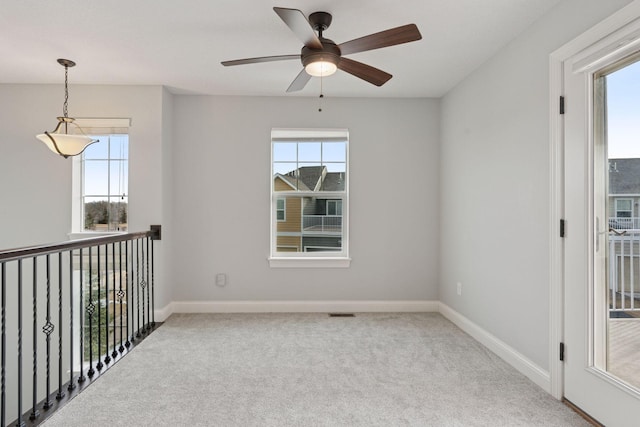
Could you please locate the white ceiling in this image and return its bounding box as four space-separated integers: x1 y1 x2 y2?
0 0 562 98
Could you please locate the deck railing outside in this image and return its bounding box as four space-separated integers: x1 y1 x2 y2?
609 217 640 230
302 215 342 233
0 227 160 426
608 230 640 315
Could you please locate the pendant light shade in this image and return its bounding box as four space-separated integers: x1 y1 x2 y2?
37 59 96 158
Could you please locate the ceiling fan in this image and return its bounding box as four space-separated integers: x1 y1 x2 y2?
221 7 422 92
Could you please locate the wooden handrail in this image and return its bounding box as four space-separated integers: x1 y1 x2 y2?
0 227 159 263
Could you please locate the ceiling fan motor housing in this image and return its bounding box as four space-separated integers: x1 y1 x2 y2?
301 38 341 68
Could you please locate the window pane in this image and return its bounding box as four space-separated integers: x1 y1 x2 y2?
322 142 346 162
110 135 129 160
84 161 109 195
84 136 109 159
83 197 108 231
299 142 321 162
617 199 632 211
109 197 128 231
109 161 128 196
273 162 298 175
274 195 344 254
273 143 297 162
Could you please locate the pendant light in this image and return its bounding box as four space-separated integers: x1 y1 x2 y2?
36 59 96 158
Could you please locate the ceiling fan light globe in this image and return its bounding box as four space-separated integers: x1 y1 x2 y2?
305 61 337 77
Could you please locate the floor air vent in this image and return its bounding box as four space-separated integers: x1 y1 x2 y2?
328 313 355 317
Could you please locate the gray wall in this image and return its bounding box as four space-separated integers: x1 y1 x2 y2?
439 0 633 371
0 84 172 310
171 96 440 302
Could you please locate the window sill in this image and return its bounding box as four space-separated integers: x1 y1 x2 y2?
268 257 351 268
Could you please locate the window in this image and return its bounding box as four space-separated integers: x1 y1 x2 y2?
276 198 286 221
81 134 129 232
270 129 349 267
70 118 130 235
615 198 633 218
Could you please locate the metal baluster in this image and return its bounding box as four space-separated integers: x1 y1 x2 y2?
17 259 25 426
140 239 147 335
151 237 155 328
96 245 103 372
1 262 5 427
30 257 39 420
56 254 65 400
118 241 125 354
87 247 95 378
111 242 118 360
146 237 151 332
77 248 86 384
136 239 141 339
125 240 131 349
43 256 53 410
104 244 111 366
68 250 75 392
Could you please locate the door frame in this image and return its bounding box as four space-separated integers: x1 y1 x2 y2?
549 0 640 401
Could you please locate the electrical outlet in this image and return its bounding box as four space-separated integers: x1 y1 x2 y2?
215 273 227 287
456 282 462 296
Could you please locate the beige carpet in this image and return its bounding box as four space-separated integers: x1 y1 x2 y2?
42 313 589 426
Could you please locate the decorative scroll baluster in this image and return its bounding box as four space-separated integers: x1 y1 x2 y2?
56 253 65 400
43 256 54 411
17 259 24 427
77 248 86 384
30 258 39 420
136 239 141 339
118 241 125 354
104 244 111 366
145 237 151 332
87 246 95 378
68 250 76 392
96 245 103 372
111 242 118 360
1 262 5 427
140 239 147 335
125 241 131 349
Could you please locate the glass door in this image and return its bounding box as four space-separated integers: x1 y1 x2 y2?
563 47 640 425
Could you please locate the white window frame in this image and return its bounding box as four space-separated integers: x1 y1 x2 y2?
269 128 350 268
70 118 131 238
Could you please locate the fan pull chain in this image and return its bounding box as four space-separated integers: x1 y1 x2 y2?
318 74 324 112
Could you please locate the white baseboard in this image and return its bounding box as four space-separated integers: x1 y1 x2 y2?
166 300 439 315
154 302 174 322
438 302 551 393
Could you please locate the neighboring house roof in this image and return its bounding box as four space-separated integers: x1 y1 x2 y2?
275 166 345 192
321 172 345 191
609 158 640 194
275 173 310 191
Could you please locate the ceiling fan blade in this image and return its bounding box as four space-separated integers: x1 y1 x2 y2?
221 54 300 67
339 24 422 55
286 69 312 92
273 7 322 49
337 57 392 87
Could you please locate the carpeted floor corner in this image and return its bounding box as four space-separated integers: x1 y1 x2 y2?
42 313 590 426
